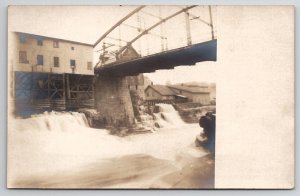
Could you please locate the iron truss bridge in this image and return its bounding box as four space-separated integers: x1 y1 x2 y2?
94 5 217 76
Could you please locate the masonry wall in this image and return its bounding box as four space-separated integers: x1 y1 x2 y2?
126 74 145 100
11 33 93 75
95 75 135 127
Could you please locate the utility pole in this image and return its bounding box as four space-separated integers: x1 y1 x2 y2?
185 10 192 46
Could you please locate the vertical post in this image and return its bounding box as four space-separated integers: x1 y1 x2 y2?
185 11 192 46
92 76 95 108
66 74 70 99
144 20 150 55
47 73 50 100
159 7 164 51
62 74 66 104
209 5 215 40
77 75 80 91
136 12 142 54
100 42 106 65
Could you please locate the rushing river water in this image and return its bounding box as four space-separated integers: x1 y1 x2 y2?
7 104 214 189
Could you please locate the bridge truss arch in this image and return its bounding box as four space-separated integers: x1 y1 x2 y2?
93 5 217 68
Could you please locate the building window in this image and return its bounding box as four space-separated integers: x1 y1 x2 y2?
53 40 59 48
19 34 26 43
70 59 76 67
37 55 43 65
70 59 76 73
71 46 74 50
37 37 43 46
146 92 149 97
87 61 92 70
19 51 28 63
53 57 59 67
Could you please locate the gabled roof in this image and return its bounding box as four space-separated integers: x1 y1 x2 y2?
168 85 210 94
145 85 176 96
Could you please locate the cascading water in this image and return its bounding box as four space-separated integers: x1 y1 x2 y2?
153 103 185 128
8 107 207 188
13 111 90 133
136 103 186 131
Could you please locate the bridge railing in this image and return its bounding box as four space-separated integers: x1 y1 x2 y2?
94 5 217 67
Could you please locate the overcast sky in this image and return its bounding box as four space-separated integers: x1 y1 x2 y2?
8 5 217 84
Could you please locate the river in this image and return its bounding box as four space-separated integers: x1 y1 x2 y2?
7 104 214 189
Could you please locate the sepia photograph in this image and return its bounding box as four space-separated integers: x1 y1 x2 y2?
6 4 295 190
7 5 217 189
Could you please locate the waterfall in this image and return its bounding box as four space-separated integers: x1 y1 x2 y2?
14 111 90 132
153 103 185 128
8 109 205 182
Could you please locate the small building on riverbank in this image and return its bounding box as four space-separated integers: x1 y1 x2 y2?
144 83 211 105
167 84 211 105
145 85 176 101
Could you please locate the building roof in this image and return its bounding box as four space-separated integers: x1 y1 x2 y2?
14 31 94 47
175 94 188 98
145 85 176 96
168 85 210 94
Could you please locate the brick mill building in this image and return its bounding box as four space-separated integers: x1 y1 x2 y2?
8 32 95 116
11 32 94 75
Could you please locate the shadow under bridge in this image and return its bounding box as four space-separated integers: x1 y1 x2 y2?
94 39 217 76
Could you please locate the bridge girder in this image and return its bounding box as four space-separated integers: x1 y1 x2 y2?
95 39 217 77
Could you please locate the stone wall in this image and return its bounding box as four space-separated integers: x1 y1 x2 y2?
126 74 145 122
126 74 145 99
94 75 135 127
94 46 145 128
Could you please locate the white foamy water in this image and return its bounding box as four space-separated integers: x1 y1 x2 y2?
154 103 185 127
8 105 206 183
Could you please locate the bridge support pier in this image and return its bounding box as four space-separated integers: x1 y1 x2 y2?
94 75 135 128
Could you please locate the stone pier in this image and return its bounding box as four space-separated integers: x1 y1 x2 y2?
94 74 135 127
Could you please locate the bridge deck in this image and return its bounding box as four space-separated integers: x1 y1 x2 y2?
95 39 217 76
